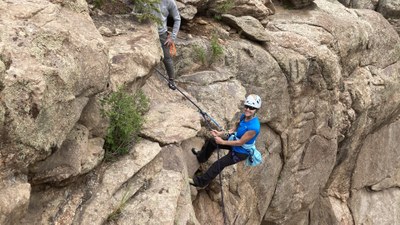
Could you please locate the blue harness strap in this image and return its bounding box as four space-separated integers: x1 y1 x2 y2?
229 133 263 166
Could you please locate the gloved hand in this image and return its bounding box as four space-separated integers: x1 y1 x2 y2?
164 35 174 47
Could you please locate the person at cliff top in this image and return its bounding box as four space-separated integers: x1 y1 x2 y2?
189 94 262 188
153 0 181 90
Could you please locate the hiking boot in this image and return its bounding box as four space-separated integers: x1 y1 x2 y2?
168 79 176 90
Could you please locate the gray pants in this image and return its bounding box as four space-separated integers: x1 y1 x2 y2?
159 32 174 80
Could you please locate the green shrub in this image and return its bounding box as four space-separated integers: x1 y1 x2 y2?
193 45 207 65
216 0 235 13
191 35 224 67
93 0 104 8
210 35 224 62
213 0 235 20
101 88 149 159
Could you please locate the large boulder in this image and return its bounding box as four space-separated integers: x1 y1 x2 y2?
349 119 400 225
0 0 109 172
0 181 31 225
0 1 109 222
140 76 203 145
92 14 161 90
221 14 272 42
208 0 274 20
29 124 104 185
337 0 400 34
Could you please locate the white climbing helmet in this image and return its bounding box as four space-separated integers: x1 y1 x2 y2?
244 94 262 109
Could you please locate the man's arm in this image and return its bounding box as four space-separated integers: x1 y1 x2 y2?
168 0 181 40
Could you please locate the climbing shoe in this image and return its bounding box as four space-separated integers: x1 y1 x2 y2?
188 177 208 189
168 79 176 90
188 178 195 186
193 168 203 176
191 148 202 164
191 148 199 156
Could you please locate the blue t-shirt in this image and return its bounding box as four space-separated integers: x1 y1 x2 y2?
232 114 260 155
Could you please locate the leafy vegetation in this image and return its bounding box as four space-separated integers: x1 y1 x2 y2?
92 0 162 25
132 0 162 25
93 0 104 9
192 34 224 67
216 0 235 13
107 189 131 221
213 0 235 20
193 45 207 65
210 35 224 62
101 88 149 160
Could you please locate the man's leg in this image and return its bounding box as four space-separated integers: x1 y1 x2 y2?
159 32 176 89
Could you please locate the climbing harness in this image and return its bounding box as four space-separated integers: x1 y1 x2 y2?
155 68 228 225
228 133 263 166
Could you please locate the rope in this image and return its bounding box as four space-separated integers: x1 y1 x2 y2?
202 117 229 225
155 68 228 225
154 68 223 130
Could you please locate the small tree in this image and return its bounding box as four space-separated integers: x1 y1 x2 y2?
193 45 207 65
210 34 224 63
101 88 149 159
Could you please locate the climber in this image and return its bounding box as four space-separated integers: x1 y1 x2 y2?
153 0 181 90
189 94 262 188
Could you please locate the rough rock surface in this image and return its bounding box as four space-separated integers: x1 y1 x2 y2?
29 124 104 185
350 119 400 225
0 0 108 172
206 0 275 20
0 1 108 223
0 0 400 225
221 14 272 42
337 0 400 34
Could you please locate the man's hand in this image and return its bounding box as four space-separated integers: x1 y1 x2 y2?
214 136 225 145
210 129 223 137
164 35 174 47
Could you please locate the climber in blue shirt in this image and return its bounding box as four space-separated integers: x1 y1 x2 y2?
190 94 262 188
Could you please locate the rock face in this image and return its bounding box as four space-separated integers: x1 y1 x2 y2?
337 0 400 34
350 119 400 225
0 1 108 223
288 0 315 8
1 0 400 225
221 14 272 42
0 0 108 170
202 0 275 20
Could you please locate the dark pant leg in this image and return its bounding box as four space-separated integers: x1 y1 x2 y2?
196 138 231 163
159 32 174 80
195 151 248 187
